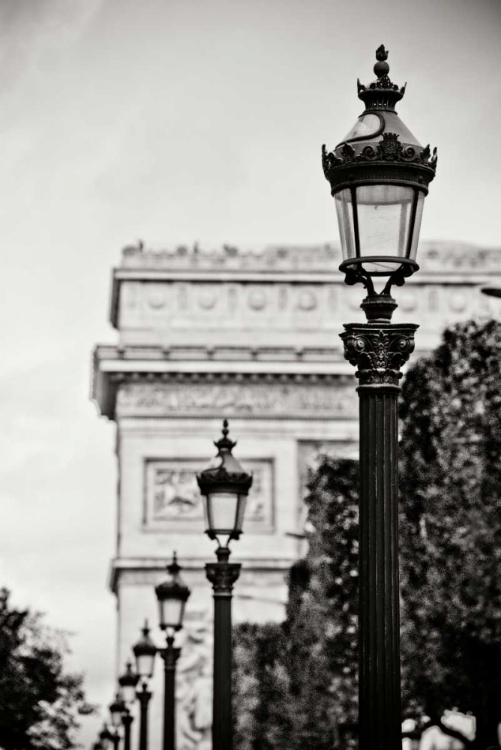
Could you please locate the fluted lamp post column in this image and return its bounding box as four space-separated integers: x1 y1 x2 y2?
132 622 157 750
197 419 253 750
155 553 191 750
321 47 437 750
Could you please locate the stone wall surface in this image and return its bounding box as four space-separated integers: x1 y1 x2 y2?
93 241 501 750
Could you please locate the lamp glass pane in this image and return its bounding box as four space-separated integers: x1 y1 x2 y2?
334 189 357 261
408 191 425 261
207 491 239 533
136 652 155 680
356 184 415 272
235 495 247 534
110 711 122 729
158 597 184 630
121 684 136 704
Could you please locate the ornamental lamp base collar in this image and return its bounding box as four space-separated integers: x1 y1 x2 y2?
361 293 397 323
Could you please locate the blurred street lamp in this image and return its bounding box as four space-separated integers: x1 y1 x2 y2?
321 45 437 750
119 661 139 705
155 553 191 750
99 724 119 750
132 622 157 750
117 664 139 750
197 419 253 750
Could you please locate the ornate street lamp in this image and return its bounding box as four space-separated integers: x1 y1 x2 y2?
197 419 253 750
155 553 191 750
118 661 139 705
132 621 157 750
117 664 138 750
99 724 119 750
109 693 130 750
321 46 437 750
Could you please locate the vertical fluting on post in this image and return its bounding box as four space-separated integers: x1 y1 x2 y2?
341 317 417 750
205 546 241 750
137 685 152 750
161 638 180 750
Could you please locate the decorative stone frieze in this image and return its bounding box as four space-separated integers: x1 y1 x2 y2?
116 379 358 419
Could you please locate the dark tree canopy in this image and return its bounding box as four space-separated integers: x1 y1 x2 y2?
0 588 93 750
234 319 501 749
399 319 501 748
234 458 360 750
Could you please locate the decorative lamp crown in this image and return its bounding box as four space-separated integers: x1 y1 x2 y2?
108 693 126 728
132 620 157 679
197 420 253 498
357 44 406 112
322 45 437 282
118 661 139 704
154 553 191 632
197 420 253 543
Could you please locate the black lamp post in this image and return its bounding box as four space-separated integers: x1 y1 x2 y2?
99 724 120 750
109 694 129 750
132 621 157 750
117 663 140 750
322 46 437 749
155 553 191 750
197 419 253 750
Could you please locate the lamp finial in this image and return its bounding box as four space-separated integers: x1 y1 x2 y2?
374 45 390 78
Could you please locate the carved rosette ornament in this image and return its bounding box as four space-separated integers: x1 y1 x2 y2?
341 323 418 388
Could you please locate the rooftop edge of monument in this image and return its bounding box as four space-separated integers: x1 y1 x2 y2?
118 241 501 273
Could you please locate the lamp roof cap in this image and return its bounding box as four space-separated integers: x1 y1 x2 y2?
133 620 157 657
197 420 253 495
154 552 191 602
357 45 406 112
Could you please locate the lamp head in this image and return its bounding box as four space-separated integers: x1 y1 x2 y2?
322 45 437 283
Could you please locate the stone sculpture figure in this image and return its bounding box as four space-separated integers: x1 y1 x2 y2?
176 611 213 750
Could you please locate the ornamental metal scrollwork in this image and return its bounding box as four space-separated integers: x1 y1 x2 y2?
340 324 417 387
322 133 437 178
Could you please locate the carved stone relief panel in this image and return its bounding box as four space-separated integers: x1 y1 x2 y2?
144 458 274 533
176 606 213 750
117 380 358 419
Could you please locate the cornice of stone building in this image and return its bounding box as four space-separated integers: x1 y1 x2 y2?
109 240 501 328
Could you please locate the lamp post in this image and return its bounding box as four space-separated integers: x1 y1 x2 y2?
133 621 157 750
197 419 253 750
321 46 437 749
117 663 140 750
109 693 130 750
99 724 120 750
155 553 191 750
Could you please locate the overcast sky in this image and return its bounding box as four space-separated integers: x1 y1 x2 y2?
0 0 499 744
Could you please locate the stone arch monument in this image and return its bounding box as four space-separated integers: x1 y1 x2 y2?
92 240 501 750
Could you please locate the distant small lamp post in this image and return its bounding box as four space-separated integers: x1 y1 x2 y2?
99 724 119 750
155 553 191 750
197 419 253 750
108 694 129 750
119 661 140 705
321 46 437 750
133 621 158 750
117 663 139 750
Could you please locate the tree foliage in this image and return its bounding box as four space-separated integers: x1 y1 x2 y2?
234 319 501 749
0 588 93 750
234 458 359 750
399 319 501 748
